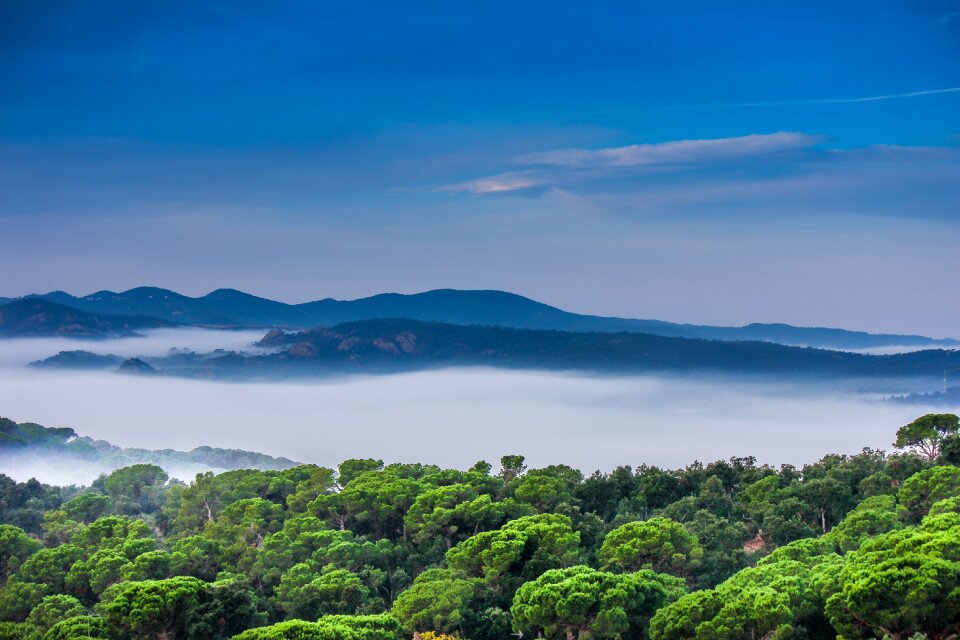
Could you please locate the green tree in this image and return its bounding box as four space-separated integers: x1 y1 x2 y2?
821 513 960 639
96 576 206 640
0 621 42 640
446 513 581 595
0 526 41 585
16 545 82 593
337 460 384 489
254 518 343 587
469 461 493 475
104 465 168 515
695 476 731 518
273 566 378 620
498 456 527 493
939 433 960 465
897 465 960 522
43 615 113 640
824 495 902 553
0 579 48 622
121 551 172 582
598 517 703 580
65 549 129 600
285 467 337 513
928 495 960 516
231 614 403 640
25 595 84 633
682 510 747 588
390 569 476 636
650 539 839 640
404 484 506 549
309 469 425 539
72 517 155 556
511 475 571 513
185 574 267 640
168 536 222 582
60 494 112 524
315 614 402 640
894 413 960 460
799 476 853 533
203 498 284 573
511 565 686 640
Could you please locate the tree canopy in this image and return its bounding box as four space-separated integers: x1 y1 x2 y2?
0 415 957 639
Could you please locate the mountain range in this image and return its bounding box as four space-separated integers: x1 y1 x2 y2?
1 287 955 349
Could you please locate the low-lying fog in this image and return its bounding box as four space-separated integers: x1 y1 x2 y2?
0 330 955 485
0 328 270 364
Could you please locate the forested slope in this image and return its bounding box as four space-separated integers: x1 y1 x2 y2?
0 414 957 639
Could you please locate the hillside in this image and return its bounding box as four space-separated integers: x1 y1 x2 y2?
36 318 947 381
9 287 957 349
0 298 176 337
245 319 959 378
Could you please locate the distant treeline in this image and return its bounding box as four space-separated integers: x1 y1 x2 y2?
0 417 299 475
32 319 960 382
249 319 960 378
0 414 958 639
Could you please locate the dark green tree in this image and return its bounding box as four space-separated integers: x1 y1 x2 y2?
894 413 960 460
0 527 40 585
104 465 168 515
96 576 207 640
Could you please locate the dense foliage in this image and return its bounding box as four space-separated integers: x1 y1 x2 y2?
0 414 958 639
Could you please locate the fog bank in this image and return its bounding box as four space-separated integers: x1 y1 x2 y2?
1 366 953 485
0 453 247 488
0 328 268 368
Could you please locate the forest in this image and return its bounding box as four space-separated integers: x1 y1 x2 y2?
0 413 958 640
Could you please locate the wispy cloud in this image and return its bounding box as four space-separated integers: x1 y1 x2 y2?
516 132 821 168
443 132 823 194
667 87 960 111
442 172 543 195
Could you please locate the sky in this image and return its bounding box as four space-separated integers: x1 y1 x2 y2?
1 1 958 336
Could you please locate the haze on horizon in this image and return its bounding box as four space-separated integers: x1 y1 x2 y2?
0 329 956 486
0 1 958 337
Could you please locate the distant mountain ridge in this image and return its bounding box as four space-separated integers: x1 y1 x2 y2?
1 287 956 349
0 298 175 337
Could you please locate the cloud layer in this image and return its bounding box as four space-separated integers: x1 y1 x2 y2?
1 332 955 486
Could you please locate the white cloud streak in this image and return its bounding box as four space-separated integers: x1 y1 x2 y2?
442 172 543 195
516 132 821 168
667 87 960 111
444 132 822 194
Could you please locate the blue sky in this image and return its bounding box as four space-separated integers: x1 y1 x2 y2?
1 1 958 335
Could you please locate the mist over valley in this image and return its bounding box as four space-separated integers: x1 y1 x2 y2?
1 328 954 486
